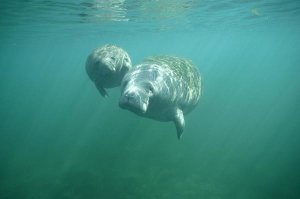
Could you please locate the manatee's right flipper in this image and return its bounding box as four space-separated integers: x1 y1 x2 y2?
95 83 108 98
174 108 185 140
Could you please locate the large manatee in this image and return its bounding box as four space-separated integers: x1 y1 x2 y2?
119 55 202 139
86 44 132 97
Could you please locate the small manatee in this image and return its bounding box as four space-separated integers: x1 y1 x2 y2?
86 44 132 97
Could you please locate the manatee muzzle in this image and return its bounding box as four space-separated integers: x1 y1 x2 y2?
119 90 148 114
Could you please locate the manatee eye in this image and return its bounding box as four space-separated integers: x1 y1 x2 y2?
148 84 154 94
149 86 153 92
110 56 116 61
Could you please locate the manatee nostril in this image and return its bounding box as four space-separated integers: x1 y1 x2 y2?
126 92 135 99
119 92 138 108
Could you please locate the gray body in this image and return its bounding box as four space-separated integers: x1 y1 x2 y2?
119 55 202 139
86 44 132 97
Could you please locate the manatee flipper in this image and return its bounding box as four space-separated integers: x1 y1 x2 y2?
174 108 185 140
95 83 109 98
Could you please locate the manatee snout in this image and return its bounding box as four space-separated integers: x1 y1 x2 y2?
119 90 148 114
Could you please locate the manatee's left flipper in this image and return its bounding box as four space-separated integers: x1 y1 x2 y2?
95 83 109 98
99 87 109 98
174 108 185 140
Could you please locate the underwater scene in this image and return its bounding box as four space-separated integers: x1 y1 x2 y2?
1 0 300 198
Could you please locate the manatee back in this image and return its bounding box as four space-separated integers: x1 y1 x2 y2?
144 55 202 113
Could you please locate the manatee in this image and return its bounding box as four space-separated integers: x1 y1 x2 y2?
86 44 132 97
119 55 202 139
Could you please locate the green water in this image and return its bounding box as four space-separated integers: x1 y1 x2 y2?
1 1 300 198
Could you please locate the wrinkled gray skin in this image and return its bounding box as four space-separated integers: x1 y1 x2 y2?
86 44 132 97
119 55 202 139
